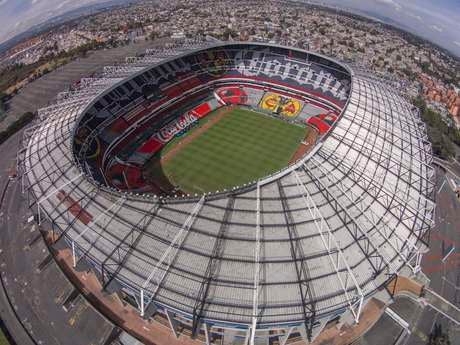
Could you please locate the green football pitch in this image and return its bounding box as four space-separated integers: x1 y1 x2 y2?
146 107 307 194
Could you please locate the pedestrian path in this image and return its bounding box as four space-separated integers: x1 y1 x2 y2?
424 288 460 325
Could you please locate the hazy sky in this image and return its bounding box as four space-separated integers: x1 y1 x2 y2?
0 0 459 56
0 0 103 44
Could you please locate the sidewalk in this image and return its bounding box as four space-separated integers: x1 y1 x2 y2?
423 288 460 325
310 298 386 345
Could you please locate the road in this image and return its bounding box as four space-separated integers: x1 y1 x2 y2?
0 129 115 345
1 39 157 132
404 166 460 345
0 38 169 345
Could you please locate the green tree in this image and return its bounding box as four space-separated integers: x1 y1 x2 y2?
414 96 460 159
421 61 431 73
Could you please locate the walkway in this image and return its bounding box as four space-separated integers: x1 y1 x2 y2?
423 288 460 325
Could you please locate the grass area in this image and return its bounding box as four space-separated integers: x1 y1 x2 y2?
151 107 306 194
160 108 225 157
3 57 78 94
0 112 34 145
0 329 10 345
0 39 109 95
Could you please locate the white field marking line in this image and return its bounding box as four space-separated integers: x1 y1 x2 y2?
442 246 455 263
429 261 448 332
385 308 410 331
192 185 205 193
441 276 460 290
450 178 457 190
437 179 447 194
434 158 460 181
453 158 460 168
445 174 458 191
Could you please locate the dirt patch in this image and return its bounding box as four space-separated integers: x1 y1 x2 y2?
387 275 424 297
310 298 385 345
161 105 235 164
289 125 319 164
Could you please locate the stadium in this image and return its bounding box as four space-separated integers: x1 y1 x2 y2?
18 41 435 344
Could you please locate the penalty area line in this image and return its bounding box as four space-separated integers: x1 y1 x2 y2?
437 179 446 194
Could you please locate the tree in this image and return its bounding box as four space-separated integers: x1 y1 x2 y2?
414 96 460 159
421 61 431 73
0 92 9 112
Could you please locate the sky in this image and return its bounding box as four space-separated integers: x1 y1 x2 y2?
0 0 103 44
0 0 459 56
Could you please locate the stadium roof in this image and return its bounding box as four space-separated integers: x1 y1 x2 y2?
19 41 435 342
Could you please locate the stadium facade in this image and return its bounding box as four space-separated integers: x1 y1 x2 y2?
18 41 435 344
